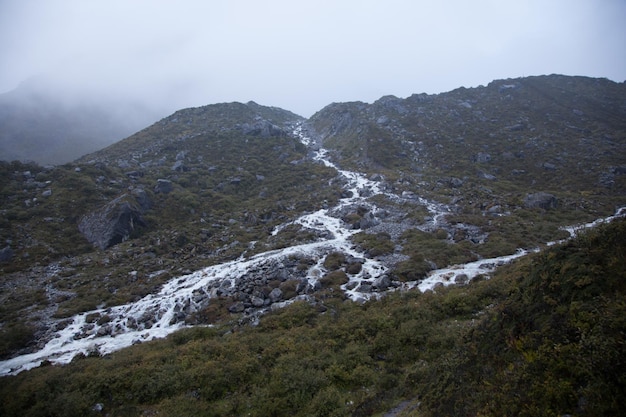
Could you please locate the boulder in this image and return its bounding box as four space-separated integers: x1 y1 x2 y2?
524 192 558 210
0 246 13 263
268 288 283 303
454 274 469 284
373 275 391 290
131 188 152 211
250 296 265 307
449 177 464 188
171 160 187 172
154 179 173 194
78 194 147 250
359 211 379 229
474 152 491 163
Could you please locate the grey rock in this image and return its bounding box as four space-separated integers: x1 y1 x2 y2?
250 296 265 307
373 275 391 290
131 188 152 211
474 152 491 163
42 189 52 197
268 288 283 303
449 177 464 188
454 274 469 284
376 116 390 125
359 211 379 229
154 179 173 194
78 194 146 250
0 246 13 262
357 283 372 293
480 172 497 181
172 160 187 172
241 119 286 137
524 192 558 210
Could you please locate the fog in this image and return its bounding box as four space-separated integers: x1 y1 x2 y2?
1 0 625 118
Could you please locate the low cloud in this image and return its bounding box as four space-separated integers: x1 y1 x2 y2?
1 0 625 117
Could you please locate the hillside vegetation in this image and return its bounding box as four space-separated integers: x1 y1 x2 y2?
310 75 626 220
0 101 340 355
0 75 625 415
1 218 624 416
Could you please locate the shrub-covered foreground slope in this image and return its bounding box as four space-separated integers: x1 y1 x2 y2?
1 218 624 417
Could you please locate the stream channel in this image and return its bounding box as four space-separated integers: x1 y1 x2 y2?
1 124 624 376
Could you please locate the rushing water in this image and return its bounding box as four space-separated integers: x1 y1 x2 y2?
1 125 623 376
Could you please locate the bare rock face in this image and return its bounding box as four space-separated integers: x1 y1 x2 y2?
78 194 147 250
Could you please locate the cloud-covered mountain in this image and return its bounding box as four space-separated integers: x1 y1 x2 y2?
0 78 165 165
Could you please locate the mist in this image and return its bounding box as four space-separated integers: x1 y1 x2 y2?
1 0 625 120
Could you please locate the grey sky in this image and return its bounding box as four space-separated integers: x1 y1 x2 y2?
1 0 625 117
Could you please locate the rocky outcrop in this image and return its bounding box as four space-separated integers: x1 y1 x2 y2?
240 118 286 137
524 192 558 210
78 194 147 250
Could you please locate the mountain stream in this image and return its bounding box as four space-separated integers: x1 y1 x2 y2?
1 124 624 376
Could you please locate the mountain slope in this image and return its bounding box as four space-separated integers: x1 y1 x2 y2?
0 101 340 356
1 217 623 416
0 75 625 412
310 74 626 209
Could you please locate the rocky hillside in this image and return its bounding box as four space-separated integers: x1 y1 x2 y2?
0 100 341 354
1 216 624 417
0 74 625 415
310 74 626 213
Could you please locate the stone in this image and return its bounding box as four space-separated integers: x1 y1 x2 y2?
0 246 13 262
373 275 391 290
268 288 283 303
154 179 173 194
474 152 491 163
376 116 390 125
359 211 379 229
171 160 187 172
250 296 265 307
78 194 147 250
454 274 469 284
241 119 286 137
131 188 152 211
449 177 464 188
524 192 557 210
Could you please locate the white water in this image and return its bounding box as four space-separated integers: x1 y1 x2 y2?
1 124 624 376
